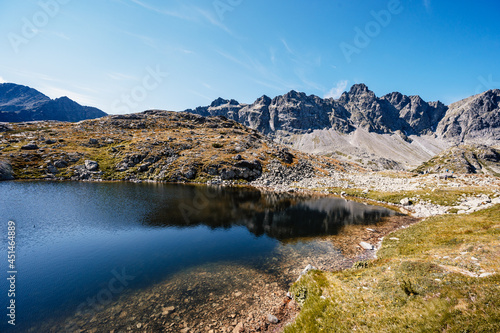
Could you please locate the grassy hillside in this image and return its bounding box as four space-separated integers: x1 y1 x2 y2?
286 205 500 332
0 111 347 183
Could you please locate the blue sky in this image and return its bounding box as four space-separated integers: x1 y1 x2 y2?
0 0 499 114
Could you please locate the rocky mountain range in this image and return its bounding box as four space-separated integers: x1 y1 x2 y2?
0 83 107 122
186 84 500 169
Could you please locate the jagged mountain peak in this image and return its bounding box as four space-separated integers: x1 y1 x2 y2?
210 97 240 107
185 85 499 143
281 90 308 100
255 95 272 104
348 83 370 95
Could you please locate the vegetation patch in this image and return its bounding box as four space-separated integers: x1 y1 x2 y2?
286 205 500 333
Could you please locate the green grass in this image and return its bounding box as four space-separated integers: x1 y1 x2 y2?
285 205 500 333
326 187 493 207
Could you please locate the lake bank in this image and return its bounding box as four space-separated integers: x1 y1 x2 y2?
1 181 403 333
285 204 500 332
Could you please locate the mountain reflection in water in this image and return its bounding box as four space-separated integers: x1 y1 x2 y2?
143 185 396 240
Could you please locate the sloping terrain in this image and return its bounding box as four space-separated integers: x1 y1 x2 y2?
436 89 500 144
286 205 500 332
277 128 449 170
414 145 500 176
0 110 350 183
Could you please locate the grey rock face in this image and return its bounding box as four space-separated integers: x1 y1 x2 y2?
436 89 500 143
381 92 448 134
186 84 452 137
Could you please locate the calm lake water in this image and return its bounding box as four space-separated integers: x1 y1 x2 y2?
0 181 394 332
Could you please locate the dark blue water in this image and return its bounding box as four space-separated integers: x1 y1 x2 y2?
0 181 394 332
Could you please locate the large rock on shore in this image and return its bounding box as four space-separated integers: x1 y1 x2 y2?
0 161 14 180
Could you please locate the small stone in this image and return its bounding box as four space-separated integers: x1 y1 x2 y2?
162 306 175 316
267 314 279 324
234 291 242 297
360 242 374 250
400 198 411 206
136 323 142 329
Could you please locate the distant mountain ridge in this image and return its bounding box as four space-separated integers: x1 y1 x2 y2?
185 84 500 170
0 83 107 122
186 84 456 137
186 83 498 141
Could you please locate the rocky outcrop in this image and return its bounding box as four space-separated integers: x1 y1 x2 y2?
185 84 499 171
381 92 448 134
186 84 452 137
2 110 343 183
436 89 500 143
414 145 500 175
0 83 107 122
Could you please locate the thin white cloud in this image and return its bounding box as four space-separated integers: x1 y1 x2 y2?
129 0 195 21
7 69 59 83
47 30 71 41
106 72 140 81
281 39 294 55
42 86 98 106
192 6 233 35
325 80 349 99
188 90 213 103
0 76 6 83
270 47 277 65
128 0 233 35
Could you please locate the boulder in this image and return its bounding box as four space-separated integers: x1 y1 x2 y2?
21 142 38 150
84 160 99 171
47 164 58 174
0 161 14 180
54 160 68 168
